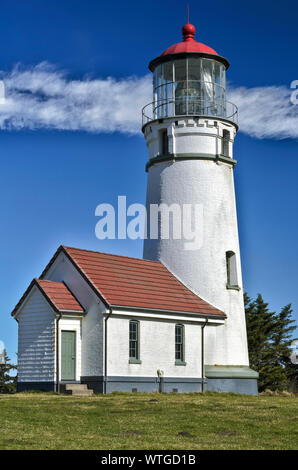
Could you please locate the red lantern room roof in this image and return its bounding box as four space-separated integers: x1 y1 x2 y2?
148 23 229 71
161 23 218 56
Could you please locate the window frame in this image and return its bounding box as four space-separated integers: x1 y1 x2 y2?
175 323 186 366
222 129 230 157
153 57 227 119
226 250 240 291
159 128 169 155
129 320 142 364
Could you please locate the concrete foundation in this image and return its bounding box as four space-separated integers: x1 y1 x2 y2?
81 375 257 395
17 382 55 392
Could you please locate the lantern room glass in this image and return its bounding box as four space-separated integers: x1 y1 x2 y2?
153 57 226 119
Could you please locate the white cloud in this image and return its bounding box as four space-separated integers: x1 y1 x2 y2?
229 85 298 139
0 62 297 139
0 62 152 134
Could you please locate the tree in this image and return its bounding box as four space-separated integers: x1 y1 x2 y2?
273 304 298 391
244 293 297 392
0 351 17 394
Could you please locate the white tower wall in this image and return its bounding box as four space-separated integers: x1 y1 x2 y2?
143 117 249 367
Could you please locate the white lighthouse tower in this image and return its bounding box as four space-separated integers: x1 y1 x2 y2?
142 22 258 393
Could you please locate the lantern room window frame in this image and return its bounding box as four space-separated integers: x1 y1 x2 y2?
153 57 226 120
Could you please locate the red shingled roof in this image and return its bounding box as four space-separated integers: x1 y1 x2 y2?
39 246 225 317
35 279 84 312
11 278 85 317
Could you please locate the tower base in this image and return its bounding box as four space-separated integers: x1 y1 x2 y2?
205 365 259 395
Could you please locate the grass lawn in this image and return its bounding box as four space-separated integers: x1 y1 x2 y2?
0 391 297 450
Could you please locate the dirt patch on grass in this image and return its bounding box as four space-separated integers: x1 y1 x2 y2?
177 431 195 438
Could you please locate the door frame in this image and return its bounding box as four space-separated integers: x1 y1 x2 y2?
61 330 76 382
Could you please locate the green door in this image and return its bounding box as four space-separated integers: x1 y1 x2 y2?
61 331 76 381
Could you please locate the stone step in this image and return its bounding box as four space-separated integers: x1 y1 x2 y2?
65 383 88 391
71 389 94 396
60 383 94 396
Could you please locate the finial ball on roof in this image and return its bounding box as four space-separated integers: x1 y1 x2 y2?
182 23 196 40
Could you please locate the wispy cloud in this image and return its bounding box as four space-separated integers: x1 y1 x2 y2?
0 62 297 139
228 85 298 139
0 63 152 134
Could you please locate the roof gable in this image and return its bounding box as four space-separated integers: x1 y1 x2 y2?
11 278 85 317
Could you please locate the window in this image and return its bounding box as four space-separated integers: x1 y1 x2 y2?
222 129 230 157
159 129 169 155
175 324 186 365
226 251 240 290
153 57 226 120
129 320 141 364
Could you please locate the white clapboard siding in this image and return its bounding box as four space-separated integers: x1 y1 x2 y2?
17 287 55 383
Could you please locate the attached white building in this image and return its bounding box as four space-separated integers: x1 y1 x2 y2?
12 244 238 394
12 21 258 394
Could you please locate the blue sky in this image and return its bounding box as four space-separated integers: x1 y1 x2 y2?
1 0 298 361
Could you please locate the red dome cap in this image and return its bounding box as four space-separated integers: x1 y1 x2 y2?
161 23 218 56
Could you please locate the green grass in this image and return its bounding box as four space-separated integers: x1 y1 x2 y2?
0 392 297 450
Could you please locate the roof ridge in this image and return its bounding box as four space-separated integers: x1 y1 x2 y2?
62 245 162 265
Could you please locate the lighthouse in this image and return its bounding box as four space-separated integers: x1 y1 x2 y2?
142 22 258 393
11 20 258 396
